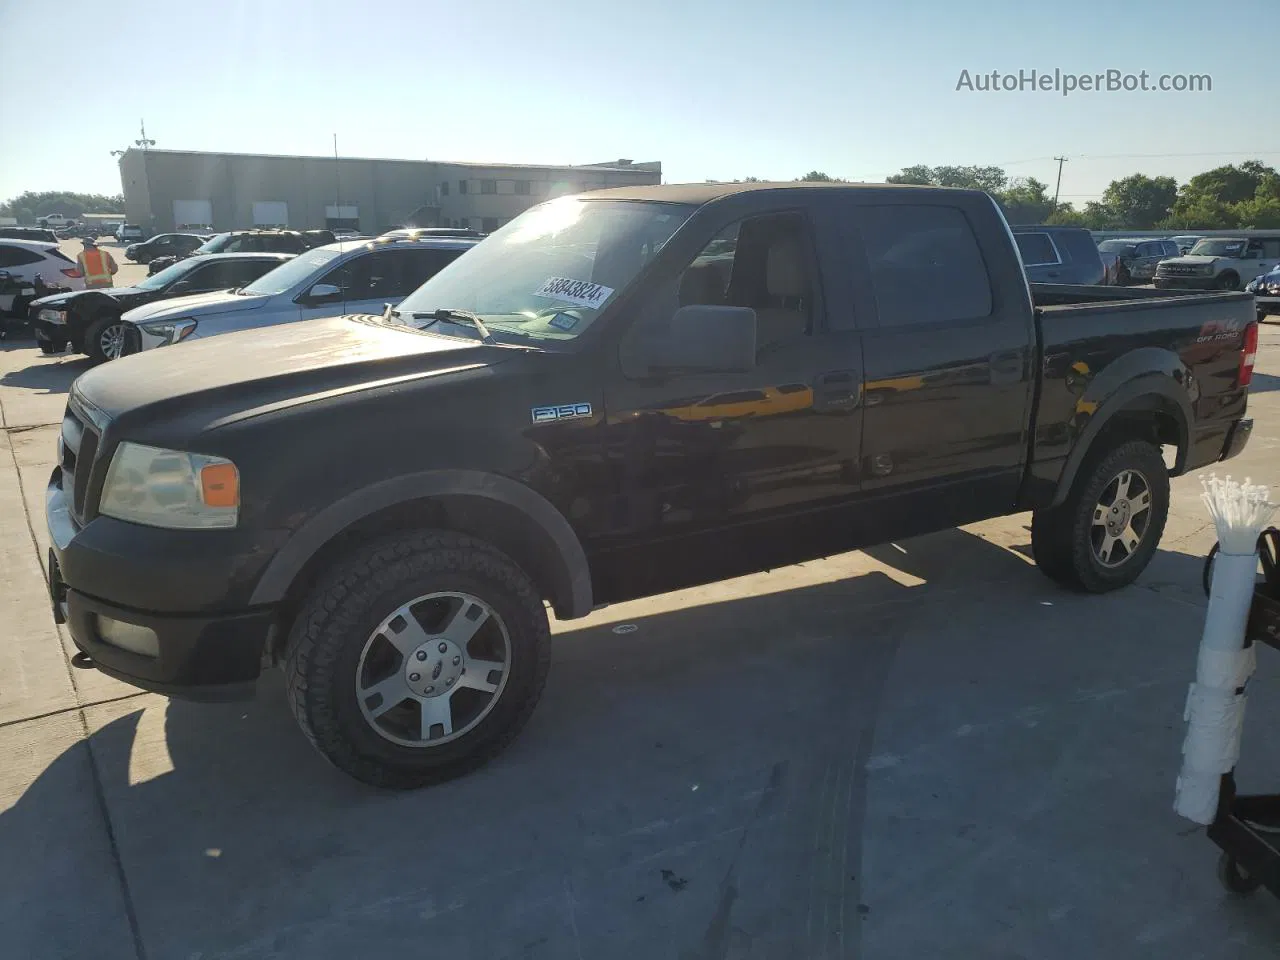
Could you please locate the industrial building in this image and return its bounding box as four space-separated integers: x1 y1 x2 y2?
118 148 662 234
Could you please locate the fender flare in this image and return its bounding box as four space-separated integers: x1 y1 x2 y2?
1050 372 1192 508
248 469 594 617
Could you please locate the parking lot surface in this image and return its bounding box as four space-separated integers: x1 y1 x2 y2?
2 276 1279 958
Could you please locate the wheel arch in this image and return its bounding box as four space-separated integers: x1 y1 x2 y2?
1050 371 1192 508
251 470 594 643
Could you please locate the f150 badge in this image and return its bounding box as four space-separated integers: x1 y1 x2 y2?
1197 318 1243 344
532 403 592 423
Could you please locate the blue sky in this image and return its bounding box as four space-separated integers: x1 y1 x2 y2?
0 0 1271 206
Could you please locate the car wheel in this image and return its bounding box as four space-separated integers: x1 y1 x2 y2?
1031 439 1169 592
285 530 552 789
1216 272 1240 291
84 313 130 363
1116 264 1131 285
38 340 65 355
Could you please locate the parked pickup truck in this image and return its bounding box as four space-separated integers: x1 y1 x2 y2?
46 183 1256 789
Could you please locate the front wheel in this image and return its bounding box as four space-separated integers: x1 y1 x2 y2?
1216 272 1240 291
84 314 129 363
285 530 552 789
1031 439 1170 592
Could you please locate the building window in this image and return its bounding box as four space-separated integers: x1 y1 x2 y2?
481 179 497 195
482 217 499 233
459 180 467 194
441 181 450 196
515 180 531 196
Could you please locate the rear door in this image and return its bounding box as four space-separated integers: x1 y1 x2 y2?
1013 231 1061 282
840 197 1035 532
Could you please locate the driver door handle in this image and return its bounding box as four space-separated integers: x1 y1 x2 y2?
814 370 861 411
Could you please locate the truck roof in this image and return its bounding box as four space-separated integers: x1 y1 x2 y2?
579 181 986 206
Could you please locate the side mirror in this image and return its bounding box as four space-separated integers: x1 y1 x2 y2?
633 305 757 375
305 282 342 304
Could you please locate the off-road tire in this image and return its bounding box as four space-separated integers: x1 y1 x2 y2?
1031 439 1169 592
285 530 551 789
38 340 63 355
1216 271 1240 291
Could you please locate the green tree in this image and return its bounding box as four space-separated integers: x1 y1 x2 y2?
996 177 1054 224
1157 196 1239 230
1099 174 1178 228
1232 197 1280 229
797 170 840 182
886 164 1007 193
0 190 124 222
1043 205 1087 226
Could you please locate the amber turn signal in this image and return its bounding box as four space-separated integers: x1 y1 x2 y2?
199 462 239 507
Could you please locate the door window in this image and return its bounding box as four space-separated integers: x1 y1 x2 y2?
673 211 818 353
1013 232 1059 266
0 244 44 267
317 252 407 301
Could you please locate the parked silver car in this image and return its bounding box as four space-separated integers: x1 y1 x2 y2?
122 236 479 351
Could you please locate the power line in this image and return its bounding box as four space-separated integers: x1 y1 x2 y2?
995 149 1280 166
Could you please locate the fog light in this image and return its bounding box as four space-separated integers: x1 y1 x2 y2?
96 616 160 658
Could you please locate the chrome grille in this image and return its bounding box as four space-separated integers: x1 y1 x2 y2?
61 401 101 521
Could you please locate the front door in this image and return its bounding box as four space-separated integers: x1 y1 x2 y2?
592 205 864 603
840 198 1036 539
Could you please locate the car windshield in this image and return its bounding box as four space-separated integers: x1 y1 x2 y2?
1098 241 1138 255
134 258 201 291
1189 239 1247 257
392 199 695 342
195 233 231 254
239 247 343 296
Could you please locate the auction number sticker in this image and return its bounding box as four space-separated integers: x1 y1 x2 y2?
534 276 614 309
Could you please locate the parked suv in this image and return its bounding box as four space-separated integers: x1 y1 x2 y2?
115 224 146 243
1155 235 1280 290
1097 237 1180 285
47 184 1256 789
123 236 477 350
30 253 294 362
1010 225 1106 284
146 230 317 275
125 233 206 266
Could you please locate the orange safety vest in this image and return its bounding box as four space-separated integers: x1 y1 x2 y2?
78 248 116 287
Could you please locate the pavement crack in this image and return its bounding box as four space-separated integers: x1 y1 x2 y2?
1 421 60 433
0 691 151 732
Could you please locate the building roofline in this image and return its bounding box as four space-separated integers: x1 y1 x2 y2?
121 147 659 175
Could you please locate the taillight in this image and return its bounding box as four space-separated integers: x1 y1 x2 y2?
61 268 82 278
1240 320 1259 387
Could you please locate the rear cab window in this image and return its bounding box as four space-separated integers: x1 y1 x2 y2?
856 205 993 326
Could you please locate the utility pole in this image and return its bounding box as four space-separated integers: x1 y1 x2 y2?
1052 156 1068 210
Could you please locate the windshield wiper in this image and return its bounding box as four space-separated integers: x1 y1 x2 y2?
412 308 493 343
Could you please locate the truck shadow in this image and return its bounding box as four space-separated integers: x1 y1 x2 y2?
1245 372 1280 394
0 352 90 395
5 529 1274 959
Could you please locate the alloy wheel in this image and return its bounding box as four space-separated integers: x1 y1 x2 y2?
355 591 511 747
99 322 128 360
1091 468 1153 568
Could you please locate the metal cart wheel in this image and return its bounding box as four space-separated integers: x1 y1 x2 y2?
1218 852 1263 896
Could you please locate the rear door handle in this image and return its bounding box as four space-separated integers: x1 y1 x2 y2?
814 369 861 411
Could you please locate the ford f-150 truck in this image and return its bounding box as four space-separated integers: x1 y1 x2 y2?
46 183 1257 788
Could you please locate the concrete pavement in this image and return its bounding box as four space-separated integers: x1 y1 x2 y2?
1 316 1278 958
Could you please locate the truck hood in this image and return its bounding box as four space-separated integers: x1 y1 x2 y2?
1161 255 1221 266
121 290 269 323
73 315 512 430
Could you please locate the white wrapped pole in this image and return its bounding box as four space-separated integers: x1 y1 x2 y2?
1174 475 1276 824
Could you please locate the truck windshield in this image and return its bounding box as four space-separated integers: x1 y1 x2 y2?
1189 239 1247 257
393 199 696 341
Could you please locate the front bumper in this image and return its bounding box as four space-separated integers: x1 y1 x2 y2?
1154 275 1219 290
31 315 68 343
46 469 275 700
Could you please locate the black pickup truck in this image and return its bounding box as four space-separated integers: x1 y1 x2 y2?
46 183 1256 788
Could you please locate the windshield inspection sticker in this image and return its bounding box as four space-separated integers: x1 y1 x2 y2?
534 277 614 309
548 311 579 331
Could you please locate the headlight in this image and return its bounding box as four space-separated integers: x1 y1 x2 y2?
39 308 67 324
99 442 238 529
137 317 198 345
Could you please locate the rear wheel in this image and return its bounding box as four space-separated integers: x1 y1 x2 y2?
1031 439 1169 592
84 313 129 363
38 340 64 355
285 530 551 789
